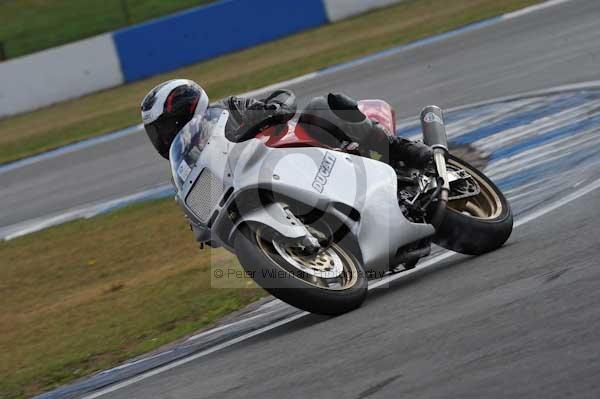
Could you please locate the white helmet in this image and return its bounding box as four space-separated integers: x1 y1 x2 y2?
141 79 209 159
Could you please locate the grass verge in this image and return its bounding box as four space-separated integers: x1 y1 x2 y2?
0 0 216 59
0 0 541 165
0 199 267 399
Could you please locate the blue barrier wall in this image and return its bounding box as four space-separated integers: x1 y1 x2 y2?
1 0 407 115
114 0 328 82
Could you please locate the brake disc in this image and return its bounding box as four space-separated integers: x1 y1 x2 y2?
272 240 345 279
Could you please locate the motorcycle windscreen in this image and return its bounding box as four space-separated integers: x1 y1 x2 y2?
169 107 224 191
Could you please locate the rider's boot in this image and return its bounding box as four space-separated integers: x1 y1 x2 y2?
388 135 433 169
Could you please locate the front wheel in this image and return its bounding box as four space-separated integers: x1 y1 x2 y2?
234 224 368 315
433 154 513 255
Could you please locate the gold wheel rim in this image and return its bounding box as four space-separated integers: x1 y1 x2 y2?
447 159 503 220
255 227 359 291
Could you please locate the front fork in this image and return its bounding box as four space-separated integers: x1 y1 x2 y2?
420 105 450 228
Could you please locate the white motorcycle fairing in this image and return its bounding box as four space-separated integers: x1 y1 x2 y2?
171 110 435 274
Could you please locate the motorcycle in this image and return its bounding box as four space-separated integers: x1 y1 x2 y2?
169 98 513 315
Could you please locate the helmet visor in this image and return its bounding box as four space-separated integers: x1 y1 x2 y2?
145 115 181 159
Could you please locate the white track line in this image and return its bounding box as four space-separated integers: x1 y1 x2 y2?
501 0 573 20
1 184 172 241
80 312 309 399
515 177 600 226
80 176 600 399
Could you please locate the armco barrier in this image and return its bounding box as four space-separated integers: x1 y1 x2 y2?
113 0 328 82
323 0 405 22
0 34 123 118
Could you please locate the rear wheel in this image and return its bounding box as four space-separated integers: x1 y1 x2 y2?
234 224 368 315
433 154 513 255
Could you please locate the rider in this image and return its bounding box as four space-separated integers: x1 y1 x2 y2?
141 79 432 168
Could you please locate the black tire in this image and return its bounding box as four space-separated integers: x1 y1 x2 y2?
234 224 368 315
433 154 513 255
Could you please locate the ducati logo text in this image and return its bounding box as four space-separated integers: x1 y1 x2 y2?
312 153 337 193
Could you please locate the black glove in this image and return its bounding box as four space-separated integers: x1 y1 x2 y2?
228 90 296 128
222 90 297 143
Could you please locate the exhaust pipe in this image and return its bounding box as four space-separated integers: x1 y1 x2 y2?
420 105 450 228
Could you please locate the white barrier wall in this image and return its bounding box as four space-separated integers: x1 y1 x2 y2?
323 0 405 22
0 34 123 118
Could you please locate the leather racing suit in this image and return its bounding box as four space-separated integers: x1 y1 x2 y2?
213 89 432 168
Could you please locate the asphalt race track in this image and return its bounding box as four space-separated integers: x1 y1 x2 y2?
99 192 600 399
8 0 600 397
39 86 600 399
2 0 600 231
74 90 600 399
